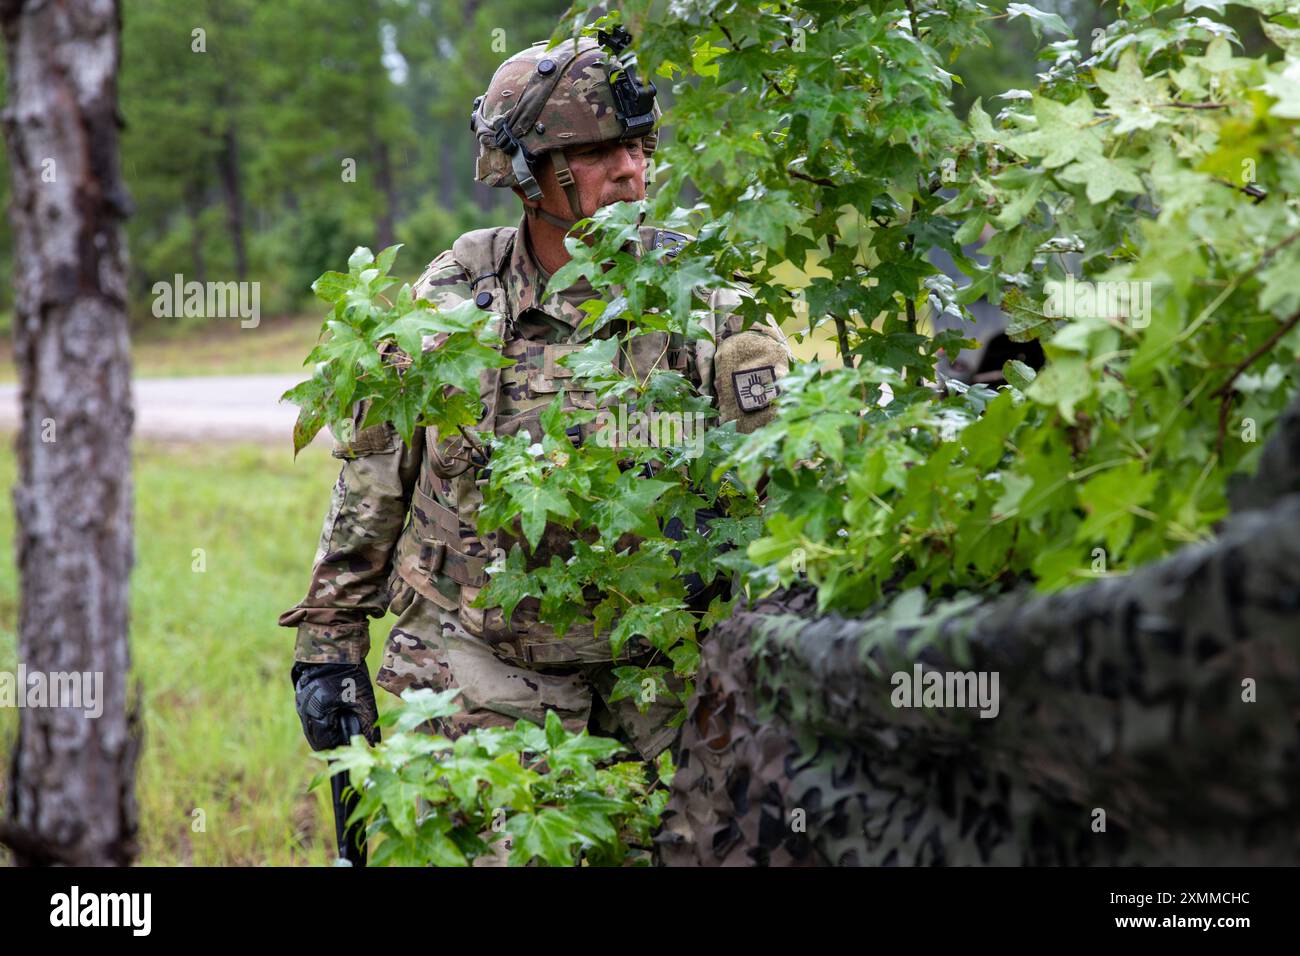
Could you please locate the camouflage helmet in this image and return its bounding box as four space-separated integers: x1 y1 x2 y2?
470 29 660 230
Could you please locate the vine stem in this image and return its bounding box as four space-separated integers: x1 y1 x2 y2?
904 0 922 39
710 13 790 99
990 456 1133 526
1210 308 1300 401
1210 308 1300 453
824 232 856 370
1166 228 1300 356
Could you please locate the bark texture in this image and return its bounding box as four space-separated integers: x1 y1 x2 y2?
0 0 140 866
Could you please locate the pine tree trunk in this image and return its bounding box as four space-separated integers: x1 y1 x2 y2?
185 181 207 288
374 138 397 250
0 0 140 867
217 123 247 280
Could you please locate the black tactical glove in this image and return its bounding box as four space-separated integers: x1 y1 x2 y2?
291 661 381 751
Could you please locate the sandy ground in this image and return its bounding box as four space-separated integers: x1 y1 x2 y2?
0 374 331 447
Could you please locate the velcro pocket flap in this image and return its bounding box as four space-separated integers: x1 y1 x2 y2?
331 422 401 460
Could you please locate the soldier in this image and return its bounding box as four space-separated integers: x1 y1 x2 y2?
282 31 790 771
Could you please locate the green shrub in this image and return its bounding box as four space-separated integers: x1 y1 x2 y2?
316 688 673 867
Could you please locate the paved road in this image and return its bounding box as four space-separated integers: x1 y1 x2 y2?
0 374 330 446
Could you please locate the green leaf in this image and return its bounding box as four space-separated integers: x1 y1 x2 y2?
390 687 464 732
365 382 424 448
1003 359 1038 391
376 308 474 358
1026 355 1092 421
1074 462 1158 559
561 335 621 381
667 640 701 676
375 243 403 277
507 808 583 867
1095 48 1170 134
544 709 566 751
960 391 1028 471
1007 3 1072 39
1262 59 1300 119
477 544 535 624
591 474 675 540
348 246 376 275
312 271 353 304
609 601 694 657
1007 96 1100 169
968 98 1003 145
662 257 722 326
513 481 575 552
550 730 626 769
1057 153 1145 204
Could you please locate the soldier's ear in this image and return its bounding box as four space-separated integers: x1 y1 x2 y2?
512 183 545 212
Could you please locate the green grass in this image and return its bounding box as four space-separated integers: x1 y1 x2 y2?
0 315 323 383
0 435 400 865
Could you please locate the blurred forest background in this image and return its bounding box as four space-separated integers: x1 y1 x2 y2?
0 0 1266 345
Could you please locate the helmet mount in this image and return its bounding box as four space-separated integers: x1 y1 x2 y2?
597 26 658 141
471 30 660 233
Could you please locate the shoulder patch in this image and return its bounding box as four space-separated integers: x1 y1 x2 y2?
732 365 777 412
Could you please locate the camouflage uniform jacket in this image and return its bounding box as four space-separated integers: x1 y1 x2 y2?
279 212 788 678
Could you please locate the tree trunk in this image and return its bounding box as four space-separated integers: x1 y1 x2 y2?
0 0 140 867
374 138 397 250
216 123 247 280
185 181 207 288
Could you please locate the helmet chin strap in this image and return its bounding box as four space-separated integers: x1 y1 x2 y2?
526 204 582 232
524 150 586 232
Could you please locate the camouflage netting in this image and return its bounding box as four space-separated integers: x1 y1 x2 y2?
656 392 1300 866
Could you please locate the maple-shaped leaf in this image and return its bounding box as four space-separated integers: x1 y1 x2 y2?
1007 2 1071 39
1095 48 1171 133
376 308 475 359
477 544 536 625
1007 95 1101 169
512 480 576 552
1057 153 1145 203
608 601 694 657
506 808 583 867
591 474 675 541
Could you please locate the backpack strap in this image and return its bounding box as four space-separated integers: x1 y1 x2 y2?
449 226 518 442
451 226 517 318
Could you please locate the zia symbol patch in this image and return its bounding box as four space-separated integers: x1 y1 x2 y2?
732 365 778 412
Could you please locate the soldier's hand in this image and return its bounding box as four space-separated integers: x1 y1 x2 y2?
291 661 381 751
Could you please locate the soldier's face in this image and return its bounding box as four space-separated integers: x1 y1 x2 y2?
527 138 647 221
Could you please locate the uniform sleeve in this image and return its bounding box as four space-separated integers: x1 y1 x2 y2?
704 284 793 434
277 411 425 664
278 253 470 664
